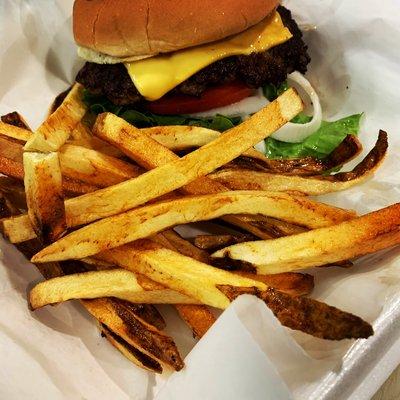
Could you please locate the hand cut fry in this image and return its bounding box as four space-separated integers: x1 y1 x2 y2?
24 83 86 152
32 191 354 262
59 144 142 187
1 111 31 130
210 131 387 195
212 203 400 274
29 269 198 309
67 89 303 225
143 125 220 151
217 285 373 340
174 304 216 339
82 297 184 370
94 108 318 242
195 233 257 251
96 241 372 339
23 152 66 243
100 323 162 373
0 121 31 142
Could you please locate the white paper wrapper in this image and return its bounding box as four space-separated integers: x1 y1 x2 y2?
1 0 400 399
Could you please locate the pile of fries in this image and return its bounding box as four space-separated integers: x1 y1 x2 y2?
0 82 398 373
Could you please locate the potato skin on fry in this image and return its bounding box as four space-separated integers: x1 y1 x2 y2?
217 285 373 340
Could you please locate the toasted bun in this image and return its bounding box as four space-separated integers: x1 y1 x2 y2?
73 0 279 58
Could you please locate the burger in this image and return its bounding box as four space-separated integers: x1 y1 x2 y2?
73 0 309 121
72 0 362 159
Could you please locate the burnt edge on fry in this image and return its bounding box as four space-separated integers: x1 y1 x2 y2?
210 255 257 273
100 323 162 373
217 285 373 340
328 131 388 182
223 134 362 177
112 299 184 370
194 233 257 252
111 298 166 331
1 111 30 130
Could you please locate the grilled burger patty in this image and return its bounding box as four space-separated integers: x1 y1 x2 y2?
76 6 310 106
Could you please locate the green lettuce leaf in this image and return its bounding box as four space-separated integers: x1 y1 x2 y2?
82 89 242 132
264 114 363 159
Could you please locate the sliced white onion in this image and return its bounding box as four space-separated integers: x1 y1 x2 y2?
271 71 322 143
189 88 268 119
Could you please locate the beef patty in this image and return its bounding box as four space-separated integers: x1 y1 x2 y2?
76 6 310 106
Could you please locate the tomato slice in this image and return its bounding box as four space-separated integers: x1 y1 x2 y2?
145 82 254 115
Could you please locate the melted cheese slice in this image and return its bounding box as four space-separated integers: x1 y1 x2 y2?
125 11 292 101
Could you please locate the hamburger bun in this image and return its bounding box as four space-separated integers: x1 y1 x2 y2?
73 0 279 58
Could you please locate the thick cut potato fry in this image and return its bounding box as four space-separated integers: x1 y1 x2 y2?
23 152 66 243
1 111 31 130
0 196 178 373
217 285 373 340
174 304 216 339
29 269 198 309
62 88 302 226
98 241 267 309
59 144 142 187
32 191 354 262
24 84 86 152
235 272 314 297
143 125 220 151
97 241 372 340
94 110 300 241
0 121 31 142
3 90 303 242
82 297 184 370
212 203 400 274
100 324 162 373
210 132 387 195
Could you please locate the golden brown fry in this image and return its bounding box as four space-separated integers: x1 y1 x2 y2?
143 125 220 151
100 323 162 373
217 285 373 340
97 241 372 340
59 144 142 187
29 269 198 309
0 121 31 142
213 203 400 274
24 83 87 152
175 304 216 339
23 152 66 243
82 297 184 371
210 132 387 195
97 241 268 309
235 272 314 297
32 191 354 262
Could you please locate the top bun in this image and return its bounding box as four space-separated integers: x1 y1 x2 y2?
73 0 279 58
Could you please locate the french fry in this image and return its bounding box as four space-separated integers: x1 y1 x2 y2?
0 193 179 372
143 125 220 151
96 241 372 340
0 177 27 210
59 144 142 187
217 285 373 340
29 269 198 309
212 203 400 274
235 272 314 297
82 297 184 371
24 83 86 152
194 233 257 251
32 191 355 262
100 323 162 373
174 304 216 339
0 121 31 142
1 111 31 130
2 89 303 242
23 152 66 243
210 132 387 195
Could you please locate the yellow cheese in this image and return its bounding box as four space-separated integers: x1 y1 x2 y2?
125 11 292 101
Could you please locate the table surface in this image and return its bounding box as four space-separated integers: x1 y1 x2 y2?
372 365 400 400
